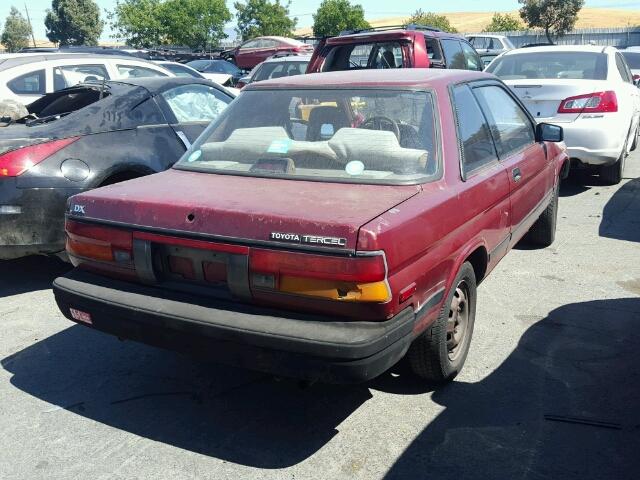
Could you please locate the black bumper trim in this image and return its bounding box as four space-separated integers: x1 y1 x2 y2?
52 270 434 382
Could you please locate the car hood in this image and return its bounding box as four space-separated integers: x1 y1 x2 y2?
68 169 421 252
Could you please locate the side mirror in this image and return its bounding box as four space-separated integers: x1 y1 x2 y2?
634 75 640 87
536 122 563 142
236 76 250 88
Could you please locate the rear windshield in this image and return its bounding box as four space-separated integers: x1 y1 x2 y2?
321 42 405 71
486 51 608 80
622 51 640 69
254 61 309 81
175 88 438 184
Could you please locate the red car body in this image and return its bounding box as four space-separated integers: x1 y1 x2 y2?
53 70 568 383
229 36 314 70
307 27 483 73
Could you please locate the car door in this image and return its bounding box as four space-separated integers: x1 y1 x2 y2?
156 83 234 146
237 39 263 68
472 82 551 246
615 52 640 135
451 83 511 264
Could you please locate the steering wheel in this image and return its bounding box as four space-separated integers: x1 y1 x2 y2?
361 116 401 141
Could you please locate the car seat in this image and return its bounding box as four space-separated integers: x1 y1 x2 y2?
306 106 350 141
381 50 396 68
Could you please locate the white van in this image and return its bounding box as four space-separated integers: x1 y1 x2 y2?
0 53 174 104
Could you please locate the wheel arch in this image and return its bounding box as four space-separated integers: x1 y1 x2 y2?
94 165 155 187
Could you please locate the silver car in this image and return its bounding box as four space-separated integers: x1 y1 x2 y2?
467 35 515 56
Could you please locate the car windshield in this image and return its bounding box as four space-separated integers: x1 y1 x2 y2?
204 61 241 75
486 51 608 80
622 51 640 69
175 88 438 184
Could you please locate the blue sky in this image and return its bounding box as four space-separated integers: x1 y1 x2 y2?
1 0 638 42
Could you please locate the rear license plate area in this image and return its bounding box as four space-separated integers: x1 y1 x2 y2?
153 244 232 297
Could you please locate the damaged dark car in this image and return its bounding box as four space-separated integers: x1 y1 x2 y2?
0 77 235 259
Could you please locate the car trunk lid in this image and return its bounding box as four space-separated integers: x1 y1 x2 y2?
506 79 607 123
69 169 421 253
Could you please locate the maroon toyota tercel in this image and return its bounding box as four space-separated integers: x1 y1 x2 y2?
53 69 568 384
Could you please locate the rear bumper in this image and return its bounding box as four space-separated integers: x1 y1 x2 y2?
53 270 429 383
0 180 82 259
559 117 626 166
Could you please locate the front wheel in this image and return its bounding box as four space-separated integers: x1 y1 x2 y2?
407 262 477 384
526 180 559 247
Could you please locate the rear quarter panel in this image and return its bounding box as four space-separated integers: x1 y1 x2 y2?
358 84 510 333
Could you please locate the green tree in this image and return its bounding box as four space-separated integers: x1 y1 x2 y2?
109 0 166 48
483 12 522 32
45 0 104 46
161 0 231 49
312 0 369 37
406 9 457 33
1 7 32 52
234 0 296 40
519 0 584 43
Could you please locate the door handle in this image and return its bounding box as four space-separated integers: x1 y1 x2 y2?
512 167 522 182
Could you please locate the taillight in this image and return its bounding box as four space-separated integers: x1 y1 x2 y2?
66 219 133 265
557 91 618 114
249 249 390 302
0 137 79 177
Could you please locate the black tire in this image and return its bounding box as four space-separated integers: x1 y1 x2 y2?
630 125 638 152
600 134 628 185
407 262 477 384
527 180 559 247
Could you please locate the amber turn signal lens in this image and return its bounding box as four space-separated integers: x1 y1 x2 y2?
279 276 391 302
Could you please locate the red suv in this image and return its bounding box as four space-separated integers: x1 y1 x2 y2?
54 69 567 384
307 24 484 73
225 36 314 70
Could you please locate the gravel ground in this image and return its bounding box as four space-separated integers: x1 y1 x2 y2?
1 153 639 480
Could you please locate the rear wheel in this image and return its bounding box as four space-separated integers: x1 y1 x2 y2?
526 180 559 247
407 262 477 384
600 137 628 185
630 125 638 152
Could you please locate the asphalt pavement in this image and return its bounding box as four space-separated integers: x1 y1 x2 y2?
1 153 639 480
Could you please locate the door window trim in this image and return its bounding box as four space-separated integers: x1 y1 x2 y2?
449 82 500 181
470 82 538 160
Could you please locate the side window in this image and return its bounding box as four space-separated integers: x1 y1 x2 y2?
425 38 443 62
117 65 167 78
441 39 466 69
262 39 278 48
473 85 535 158
240 40 259 50
615 53 632 83
452 84 498 175
7 70 45 95
53 64 109 90
161 84 232 123
461 42 483 71
471 37 486 49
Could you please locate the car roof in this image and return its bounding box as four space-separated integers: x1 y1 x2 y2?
263 54 313 64
326 28 462 45
501 45 613 56
468 34 507 39
246 68 491 90
0 53 159 71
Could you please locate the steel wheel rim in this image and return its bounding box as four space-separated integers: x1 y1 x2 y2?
446 281 470 361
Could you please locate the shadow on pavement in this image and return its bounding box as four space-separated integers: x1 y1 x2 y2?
1 324 371 469
599 177 640 243
0 255 71 298
383 298 640 480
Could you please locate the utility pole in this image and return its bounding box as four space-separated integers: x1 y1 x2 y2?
24 3 37 48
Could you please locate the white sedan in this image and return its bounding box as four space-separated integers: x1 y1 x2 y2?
486 45 640 184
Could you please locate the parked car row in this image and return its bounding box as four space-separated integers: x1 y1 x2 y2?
1 25 638 387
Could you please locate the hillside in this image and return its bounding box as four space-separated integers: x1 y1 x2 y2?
295 7 640 36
